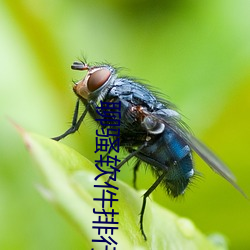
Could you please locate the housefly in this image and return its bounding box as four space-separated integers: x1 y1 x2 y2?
52 60 246 240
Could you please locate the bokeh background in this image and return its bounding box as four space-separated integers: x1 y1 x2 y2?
1 1 250 249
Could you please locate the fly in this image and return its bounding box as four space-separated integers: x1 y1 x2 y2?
52 60 246 240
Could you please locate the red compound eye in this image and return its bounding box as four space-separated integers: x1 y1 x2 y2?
87 68 111 92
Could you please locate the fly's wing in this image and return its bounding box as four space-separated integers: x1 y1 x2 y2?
183 132 247 197
151 110 247 198
172 124 247 198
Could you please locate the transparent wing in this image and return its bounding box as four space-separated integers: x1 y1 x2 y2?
148 110 247 198
169 121 247 198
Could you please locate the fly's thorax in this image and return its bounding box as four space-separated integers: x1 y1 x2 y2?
73 64 117 102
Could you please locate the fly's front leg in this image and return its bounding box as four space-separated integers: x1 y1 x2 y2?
140 171 167 240
52 99 89 141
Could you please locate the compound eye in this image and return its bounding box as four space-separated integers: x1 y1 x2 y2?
87 68 111 92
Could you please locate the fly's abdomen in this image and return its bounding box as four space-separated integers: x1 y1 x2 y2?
163 129 194 196
164 154 193 197
137 128 194 197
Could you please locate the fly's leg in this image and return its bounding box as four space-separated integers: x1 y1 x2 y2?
52 99 89 141
133 160 141 189
140 171 167 240
107 143 147 183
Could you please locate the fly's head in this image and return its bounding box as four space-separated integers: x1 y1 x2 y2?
72 61 116 101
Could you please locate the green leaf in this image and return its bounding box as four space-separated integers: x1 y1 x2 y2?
19 127 227 250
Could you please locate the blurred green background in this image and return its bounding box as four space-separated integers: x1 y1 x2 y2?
1 0 250 249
